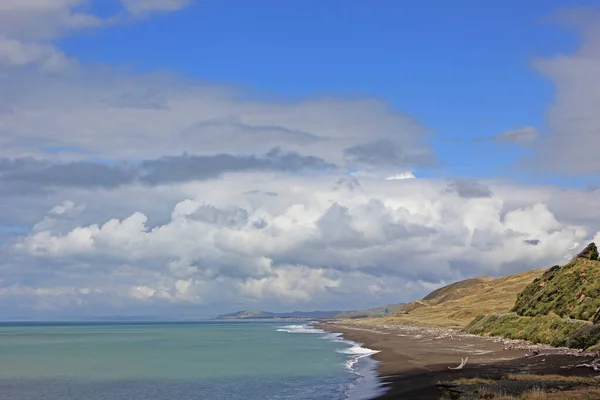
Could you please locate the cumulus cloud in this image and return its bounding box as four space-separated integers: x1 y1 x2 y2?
4 173 598 317
1 3 599 319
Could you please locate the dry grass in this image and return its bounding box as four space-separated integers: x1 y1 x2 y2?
357 269 544 328
506 375 599 385
452 377 496 385
493 388 600 399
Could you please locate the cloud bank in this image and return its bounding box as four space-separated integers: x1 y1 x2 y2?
0 3 599 318
3 173 600 317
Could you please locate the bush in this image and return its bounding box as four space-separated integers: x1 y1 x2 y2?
565 324 600 349
465 313 595 349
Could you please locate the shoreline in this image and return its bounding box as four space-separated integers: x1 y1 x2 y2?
317 321 600 399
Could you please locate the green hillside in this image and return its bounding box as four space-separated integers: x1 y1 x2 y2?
512 243 600 322
466 243 600 349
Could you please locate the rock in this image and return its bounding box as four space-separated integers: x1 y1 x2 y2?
576 243 599 261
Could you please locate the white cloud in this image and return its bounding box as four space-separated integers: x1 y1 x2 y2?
0 69 433 169
0 0 191 69
0 3 599 319
238 266 340 302
50 200 77 215
0 38 66 68
6 174 598 316
530 15 600 174
385 172 416 180
0 0 101 69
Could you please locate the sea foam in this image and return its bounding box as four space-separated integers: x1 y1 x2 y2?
276 324 379 371
276 324 325 334
275 323 385 399
337 345 380 356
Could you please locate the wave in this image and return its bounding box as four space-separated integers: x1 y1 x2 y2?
276 324 325 334
339 344 380 371
275 324 379 371
342 356 385 400
275 323 385 399
337 345 380 356
319 332 343 340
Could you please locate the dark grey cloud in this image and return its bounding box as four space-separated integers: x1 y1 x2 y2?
140 147 333 185
332 176 361 192
344 139 436 167
1 158 137 188
0 158 136 196
252 219 268 229
0 149 334 195
444 179 493 198
189 205 249 228
524 239 541 246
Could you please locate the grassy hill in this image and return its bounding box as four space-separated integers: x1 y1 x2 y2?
512 262 600 322
354 270 544 328
466 243 600 349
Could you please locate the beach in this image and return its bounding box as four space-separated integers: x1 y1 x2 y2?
318 322 600 399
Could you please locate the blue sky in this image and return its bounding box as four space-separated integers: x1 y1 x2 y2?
57 0 594 184
0 0 599 318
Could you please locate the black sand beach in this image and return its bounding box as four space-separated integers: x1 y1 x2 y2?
318 323 600 399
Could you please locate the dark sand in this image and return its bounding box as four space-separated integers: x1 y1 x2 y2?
318 323 600 399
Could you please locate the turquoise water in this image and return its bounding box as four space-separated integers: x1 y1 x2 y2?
0 321 383 400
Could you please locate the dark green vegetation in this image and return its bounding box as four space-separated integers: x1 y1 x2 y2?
466 312 591 348
512 261 600 322
466 243 600 350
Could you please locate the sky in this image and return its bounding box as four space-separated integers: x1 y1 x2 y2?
0 0 600 319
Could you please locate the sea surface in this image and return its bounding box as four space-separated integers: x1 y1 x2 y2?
0 321 384 400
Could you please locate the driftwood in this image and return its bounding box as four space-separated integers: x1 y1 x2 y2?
525 349 540 357
448 357 468 370
576 359 600 371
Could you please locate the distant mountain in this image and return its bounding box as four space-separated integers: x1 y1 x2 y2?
215 310 342 320
336 304 405 319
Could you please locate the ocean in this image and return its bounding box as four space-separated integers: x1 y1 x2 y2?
0 321 384 400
